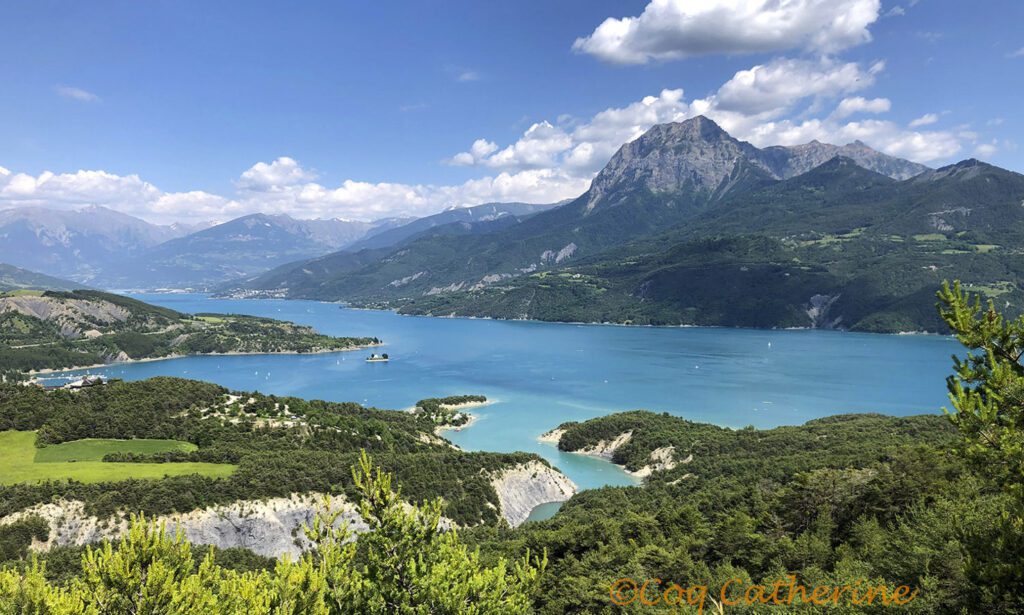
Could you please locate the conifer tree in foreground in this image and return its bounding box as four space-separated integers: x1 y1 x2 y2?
937 280 1024 597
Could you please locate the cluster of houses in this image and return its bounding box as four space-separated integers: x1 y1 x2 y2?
31 374 110 391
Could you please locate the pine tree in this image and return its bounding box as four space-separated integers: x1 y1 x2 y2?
937 280 1024 597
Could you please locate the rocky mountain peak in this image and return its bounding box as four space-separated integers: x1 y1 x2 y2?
582 118 933 214
585 116 764 212
916 158 995 183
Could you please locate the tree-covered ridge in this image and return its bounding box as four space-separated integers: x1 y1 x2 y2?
470 415 1009 612
553 410 957 479
0 290 380 372
450 284 1023 613
0 454 544 614
397 224 1024 333
0 378 541 527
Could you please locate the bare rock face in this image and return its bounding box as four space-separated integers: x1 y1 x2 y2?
761 140 929 181
1 494 365 559
2 464 580 554
490 461 577 528
537 428 566 444
584 116 929 213
586 117 764 212
576 431 633 459
0 295 133 338
629 447 691 479
168 494 366 558
806 294 843 329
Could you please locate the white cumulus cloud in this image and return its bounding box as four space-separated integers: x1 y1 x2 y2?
975 142 998 158
714 58 882 116
237 157 317 191
909 113 939 127
449 55 976 191
832 96 892 119
1 52 994 227
573 0 881 64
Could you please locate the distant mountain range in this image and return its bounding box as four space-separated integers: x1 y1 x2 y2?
0 201 560 290
225 116 1024 333
0 207 427 289
345 202 559 252
0 205 192 280
230 201 561 294
92 213 394 289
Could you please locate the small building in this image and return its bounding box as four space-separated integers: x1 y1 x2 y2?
64 375 107 390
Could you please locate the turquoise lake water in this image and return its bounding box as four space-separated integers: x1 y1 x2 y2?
51 293 961 518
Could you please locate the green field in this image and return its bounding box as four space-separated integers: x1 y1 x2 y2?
0 431 235 485
34 437 197 463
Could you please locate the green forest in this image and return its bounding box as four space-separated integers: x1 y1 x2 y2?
0 378 534 527
0 282 1022 612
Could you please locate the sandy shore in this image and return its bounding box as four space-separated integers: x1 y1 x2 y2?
537 427 566 445
434 413 481 434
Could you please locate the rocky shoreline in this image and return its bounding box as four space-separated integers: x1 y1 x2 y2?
537 427 687 479
489 461 577 527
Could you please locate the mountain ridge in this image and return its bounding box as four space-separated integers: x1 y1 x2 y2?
0 264 85 292
93 213 389 289
225 117 1024 333
0 206 192 280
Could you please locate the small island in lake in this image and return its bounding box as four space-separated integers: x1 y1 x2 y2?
366 353 390 362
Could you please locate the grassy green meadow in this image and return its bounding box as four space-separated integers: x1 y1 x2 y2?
0 431 235 485
33 437 197 463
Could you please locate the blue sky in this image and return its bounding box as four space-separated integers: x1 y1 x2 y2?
0 0 1021 224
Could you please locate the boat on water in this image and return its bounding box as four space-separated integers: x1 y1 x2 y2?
366 353 390 363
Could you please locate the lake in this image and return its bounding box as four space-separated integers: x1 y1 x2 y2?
52 293 960 519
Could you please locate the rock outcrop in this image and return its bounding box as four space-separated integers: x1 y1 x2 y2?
490 461 577 528
629 448 691 478
1 494 364 559
806 293 842 329
2 463 580 554
1 295 132 338
576 431 633 459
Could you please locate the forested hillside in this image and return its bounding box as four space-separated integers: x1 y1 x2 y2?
0 377 551 528
0 290 378 372
232 119 1024 333
0 265 83 293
